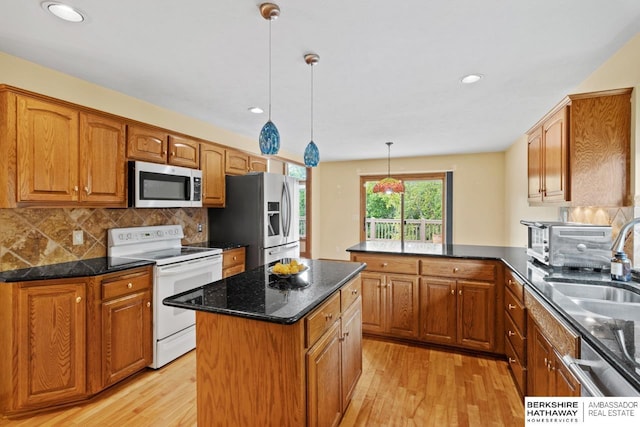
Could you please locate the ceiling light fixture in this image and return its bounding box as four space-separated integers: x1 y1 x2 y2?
303 53 320 168
248 106 264 114
42 2 85 23
373 142 405 194
258 3 281 156
460 73 483 84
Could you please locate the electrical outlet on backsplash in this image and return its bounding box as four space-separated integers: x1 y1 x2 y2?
0 207 208 272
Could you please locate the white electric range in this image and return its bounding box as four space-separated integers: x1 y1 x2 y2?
108 225 222 368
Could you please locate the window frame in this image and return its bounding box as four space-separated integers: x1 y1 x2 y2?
359 172 450 244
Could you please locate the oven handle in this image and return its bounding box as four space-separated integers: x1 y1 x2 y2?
562 355 605 397
156 256 222 276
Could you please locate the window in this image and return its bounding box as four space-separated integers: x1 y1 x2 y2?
360 172 452 244
287 163 311 258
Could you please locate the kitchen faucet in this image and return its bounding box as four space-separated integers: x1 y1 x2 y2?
611 217 640 255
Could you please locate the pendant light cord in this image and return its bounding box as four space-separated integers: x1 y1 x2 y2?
387 142 392 177
268 18 272 121
310 63 314 141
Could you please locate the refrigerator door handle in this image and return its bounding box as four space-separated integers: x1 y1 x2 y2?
282 180 291 238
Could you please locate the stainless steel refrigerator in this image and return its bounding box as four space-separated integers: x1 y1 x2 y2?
209 172 300 270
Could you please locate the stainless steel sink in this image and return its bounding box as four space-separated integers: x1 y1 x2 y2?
546 281 640 303
569 298 640 322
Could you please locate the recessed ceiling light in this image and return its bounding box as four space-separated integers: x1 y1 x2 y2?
42 2 85 23
460 74 483 84
248 107 264 114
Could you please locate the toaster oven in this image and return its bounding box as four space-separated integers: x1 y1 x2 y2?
520 220 612 269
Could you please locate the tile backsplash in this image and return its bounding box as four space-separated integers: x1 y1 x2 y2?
0 208 207 272
565 206 636 261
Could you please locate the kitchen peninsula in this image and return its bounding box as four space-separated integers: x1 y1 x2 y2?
163 258 366 427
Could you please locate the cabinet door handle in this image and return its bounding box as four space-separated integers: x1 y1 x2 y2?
508 304 516 310
458 290 462 296
73 186 79 192
344 331 349 337
508 357 517 364
170 151 176 156
508 330 516 337
147 301 151 308
233 256 237 261
127 282 133 289
352 289 358 295
507 279 513 286
76 296 82 303
84 186 91 195
450 289 455 295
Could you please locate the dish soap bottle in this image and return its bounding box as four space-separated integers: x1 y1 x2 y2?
610 252 632 281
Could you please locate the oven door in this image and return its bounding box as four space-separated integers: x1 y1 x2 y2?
154 255 222 341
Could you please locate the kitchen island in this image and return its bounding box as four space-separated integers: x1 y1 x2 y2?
163 258 366 427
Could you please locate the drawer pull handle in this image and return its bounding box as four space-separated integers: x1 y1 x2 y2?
233 256 237 261
352 289 358 295
453 267 459 273
127 282 133 289
76 296 82 303
508 304 516 310
147 301 151 308
508 330 516 337
325 313 333 321
381 262 388 268
508 357 517 364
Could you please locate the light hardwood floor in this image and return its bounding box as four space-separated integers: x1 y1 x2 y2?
0 338 524 426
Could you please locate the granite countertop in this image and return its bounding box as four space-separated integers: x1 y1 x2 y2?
347 241 640 391
188 241 248 251
163 258 366 325
0 257 155 282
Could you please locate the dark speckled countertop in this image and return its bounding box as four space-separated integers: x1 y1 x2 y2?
347 241 640 392
163 258 366 324
0 257 154 282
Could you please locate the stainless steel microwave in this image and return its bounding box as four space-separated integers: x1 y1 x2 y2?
128 160 202 208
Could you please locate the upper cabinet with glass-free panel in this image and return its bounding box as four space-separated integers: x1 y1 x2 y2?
126 123 200 168
526 88 632 207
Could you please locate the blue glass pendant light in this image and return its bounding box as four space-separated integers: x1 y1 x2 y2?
303 53 320 167
259 3 281 155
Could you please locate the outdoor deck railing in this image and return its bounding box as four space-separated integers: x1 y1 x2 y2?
365 218 443 243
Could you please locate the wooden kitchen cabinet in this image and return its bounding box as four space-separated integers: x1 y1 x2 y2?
307 278 362 427
528 321 580 397
525 289 580 396
200 143 226 207
0 266 153 416
80 112 127 205
11 93 126 207
504 270 527 395
527 88 632 206
222 247 246 278
16 95 79 203
127 124 200 168
99 268 152 388
419 258 499 352
126 124 168 164
10 279 87 412
225 149 267 175
167 134 199 168
360 271 419 339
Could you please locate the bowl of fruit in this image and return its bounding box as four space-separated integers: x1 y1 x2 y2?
267 260 309 278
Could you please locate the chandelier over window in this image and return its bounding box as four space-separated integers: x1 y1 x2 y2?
258 3 281 155
373 142 405 194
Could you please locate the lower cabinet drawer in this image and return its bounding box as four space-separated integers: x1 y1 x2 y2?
505 311 526 362
306 292 341 347
102 272 150 300
505 337 526 396
505 288 525 332
340 276 361 311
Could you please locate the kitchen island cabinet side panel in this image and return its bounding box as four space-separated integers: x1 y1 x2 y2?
195 311 306 427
